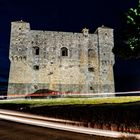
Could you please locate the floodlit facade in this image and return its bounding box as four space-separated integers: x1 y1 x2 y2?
8 21 115 95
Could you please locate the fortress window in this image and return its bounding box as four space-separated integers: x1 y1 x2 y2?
88 49 95 58
33 65 39 70
23 56 26 61
90 86 93 90
33 47 40 55
18 48 22 52
61 47 68 56
88 67 94 72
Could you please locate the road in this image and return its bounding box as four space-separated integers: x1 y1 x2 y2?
0 109 139 140
0 119 117 140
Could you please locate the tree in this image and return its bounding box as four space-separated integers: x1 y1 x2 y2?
123 0 140 57
114 0 140 58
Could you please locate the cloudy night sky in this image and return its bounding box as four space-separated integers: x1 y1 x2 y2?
0 0 139 92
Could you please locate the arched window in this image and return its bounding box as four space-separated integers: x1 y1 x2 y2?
88 49 95 58
23 56 26 61
33 47 40 55
61 47 68 56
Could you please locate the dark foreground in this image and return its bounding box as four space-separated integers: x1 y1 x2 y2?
1 97 140 133
0 119 127 140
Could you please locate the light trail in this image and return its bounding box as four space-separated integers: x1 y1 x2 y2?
0 109 140 139
0 109 80 124
1 90 140 99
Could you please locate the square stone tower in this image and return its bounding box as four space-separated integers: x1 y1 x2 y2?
8 21 115 96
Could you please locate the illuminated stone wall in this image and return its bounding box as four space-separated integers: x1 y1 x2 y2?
8 21 115 95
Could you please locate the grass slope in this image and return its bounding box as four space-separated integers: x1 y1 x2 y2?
1 96 140 107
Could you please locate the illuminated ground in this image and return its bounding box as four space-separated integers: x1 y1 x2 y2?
1 96 140 106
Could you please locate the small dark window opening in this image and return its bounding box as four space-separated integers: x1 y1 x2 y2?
34 65 39 70
23 56 26 61
90 86 93 90
88 67 94 72
34 47 40 55
36 47 39 55
48 72 53 75
61 47 68 56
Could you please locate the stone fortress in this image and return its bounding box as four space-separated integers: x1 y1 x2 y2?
8 21 115 95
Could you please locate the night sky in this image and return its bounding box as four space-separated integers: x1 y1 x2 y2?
0 0 139 92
